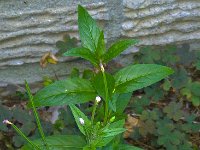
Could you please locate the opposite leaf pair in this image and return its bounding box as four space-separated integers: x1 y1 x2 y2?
63 5 138 67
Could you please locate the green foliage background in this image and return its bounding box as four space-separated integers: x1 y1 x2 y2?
130 45 200 150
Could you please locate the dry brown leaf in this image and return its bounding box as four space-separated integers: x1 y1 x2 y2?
40 52 58 68
124 114 139 138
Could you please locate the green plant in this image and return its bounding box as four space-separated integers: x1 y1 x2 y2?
133 45 200 107
131 104 199 150
56 34 78 56
0 102 54 149
129 45 200 150
3 5 173 150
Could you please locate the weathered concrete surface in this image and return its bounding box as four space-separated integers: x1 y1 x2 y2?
1 0 200 95
122 0 200 45
0 0 108 90
0 1 108 68
0 60 91 97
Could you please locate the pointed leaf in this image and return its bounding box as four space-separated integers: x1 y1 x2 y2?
69 104 91 135
22 135 86 150
109 94 119 112
119 144 143 150
63 47 98 66
103 128 126 138
96 120 125 147
78 5 101 52
96 31 106 57
103 39 138 63
109 93 132 113
115 93 132 113
110 119 125 128
33 78 96 107
114 64 173 93
92 72 115 101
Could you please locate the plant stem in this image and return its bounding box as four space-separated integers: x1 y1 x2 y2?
91 101 97 124
25 81 50 150
100 63 109 124
11 123 41 150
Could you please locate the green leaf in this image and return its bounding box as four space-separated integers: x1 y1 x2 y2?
115 93 132 114
109 94 118 112
96 135 122 150
25 81 49 149
78 5 101 52
140 109 160 121
114 64 174 93
139 109 161 136
162 79 171 91
132 96 150 114
69 104 91 135
56 34 78 56
119 144 143 150
144 85 164 102
82 69 94 80
43 76 54 87
96 31 106 58
189 82 200 96
156 118 185 148
103 39 138 63
12 106 34 123
178 142 193 150
92 72 115 101
156 117 175 135
135 46 166 64
0 104 13 131
22 135 86 150
157 130 183 147
171 67 188 89
33 78 96 107
63 47 98 66
103 128 126 138
109 93 131 113
163 102 184 121
96 120 124 147
180 88 192 99
70 68 80 79
139 119 156 137
191 96 200 107
109 119 125 128
13 135 26 147
194 61 200 70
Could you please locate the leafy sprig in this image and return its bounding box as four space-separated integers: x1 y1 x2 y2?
3 5 173 150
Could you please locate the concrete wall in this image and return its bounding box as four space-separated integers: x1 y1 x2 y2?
1 0 200 96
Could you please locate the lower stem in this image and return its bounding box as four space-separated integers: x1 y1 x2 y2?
91 101 97 124
11 123 41 150
104 99 109 124
25 81 49 150
101 64 109 124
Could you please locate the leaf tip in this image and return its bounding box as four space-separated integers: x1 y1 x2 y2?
78 4 85 13
168 67 174 75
